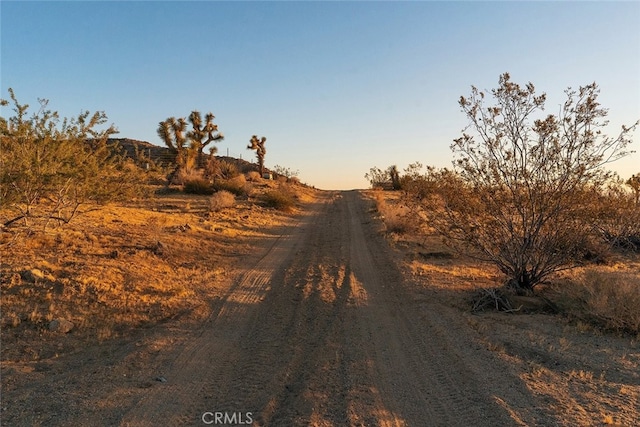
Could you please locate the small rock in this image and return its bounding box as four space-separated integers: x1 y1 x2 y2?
109 249 119 259
49 319 74 334
153 241 166 255
21 269 55 283
10 273 21 286
155 376 167 383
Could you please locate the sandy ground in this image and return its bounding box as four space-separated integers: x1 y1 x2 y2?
2 190 638 426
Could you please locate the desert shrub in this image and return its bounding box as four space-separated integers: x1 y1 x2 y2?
246 171 261 182
212 175 249 197
262 188 295 211
169 166 197 186
209 190 235 212
183 177 214 195
272 164 299 180
553 269 640 334
206 158 239 181
365 166 390 189
0 89 145 229
218 160 239 180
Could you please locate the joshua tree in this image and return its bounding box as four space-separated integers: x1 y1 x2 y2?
157 117 191 173
248 135 267 176
187 111 224 169
158 111 224 175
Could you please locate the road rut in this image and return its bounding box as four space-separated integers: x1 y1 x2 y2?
120 190 553 426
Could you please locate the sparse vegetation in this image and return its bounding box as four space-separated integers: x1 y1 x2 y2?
365 166 391 189
372 191 416 234
262 187 295 211
272 164 299 180
553 267 640 334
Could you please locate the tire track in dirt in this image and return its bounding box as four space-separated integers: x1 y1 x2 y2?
118 196 327 426
342 191 514 425
121 190 556 426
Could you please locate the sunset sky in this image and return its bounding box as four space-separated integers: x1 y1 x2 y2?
2 1 639 190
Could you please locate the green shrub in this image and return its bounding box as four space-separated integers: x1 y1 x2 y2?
0 89 145 229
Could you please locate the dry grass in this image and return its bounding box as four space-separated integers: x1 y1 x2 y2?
552 264 640 334
371 190 417 234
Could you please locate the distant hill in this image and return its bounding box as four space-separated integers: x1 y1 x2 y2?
107 138 174 165
107 138 262 173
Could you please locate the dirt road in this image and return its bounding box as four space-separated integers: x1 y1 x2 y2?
3 191 559 426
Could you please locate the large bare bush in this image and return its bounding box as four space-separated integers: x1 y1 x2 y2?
435 73 636 293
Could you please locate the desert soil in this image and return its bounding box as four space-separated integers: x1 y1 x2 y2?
2 190 638 426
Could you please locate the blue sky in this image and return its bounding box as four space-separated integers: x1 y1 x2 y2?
2 1 639 190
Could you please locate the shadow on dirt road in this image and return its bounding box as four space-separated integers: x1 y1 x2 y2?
3 191 558 426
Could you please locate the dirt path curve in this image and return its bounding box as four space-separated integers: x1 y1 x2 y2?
3 190 558 426
119 190 556 426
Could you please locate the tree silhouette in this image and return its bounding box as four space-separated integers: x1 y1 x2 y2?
248 135 267 176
